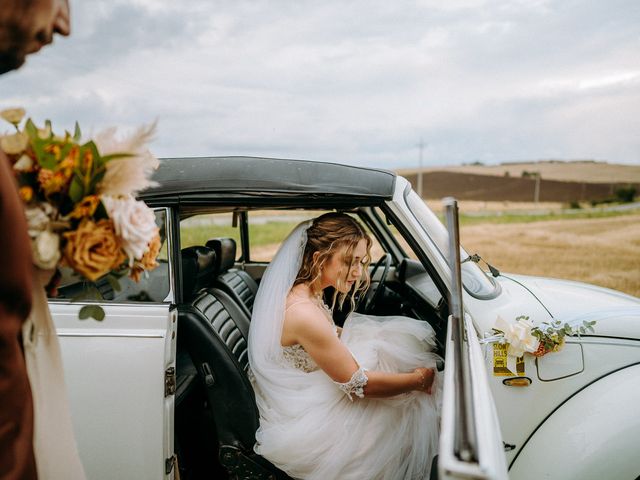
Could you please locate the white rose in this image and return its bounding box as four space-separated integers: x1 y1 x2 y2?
495 315 539 357
32 230 61 270
0 131 28 154
13 154 33 171
25 203 54 237
101 195 157 264
0 107 26 125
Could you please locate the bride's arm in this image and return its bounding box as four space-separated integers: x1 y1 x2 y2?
284 304 433 398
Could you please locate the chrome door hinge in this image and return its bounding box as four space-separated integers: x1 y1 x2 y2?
165 453 177 475
165 366 176 397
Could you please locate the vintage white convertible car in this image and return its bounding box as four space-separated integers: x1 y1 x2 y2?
49 156 640 479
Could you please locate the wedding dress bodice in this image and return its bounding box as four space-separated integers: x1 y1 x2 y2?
282 343 319 373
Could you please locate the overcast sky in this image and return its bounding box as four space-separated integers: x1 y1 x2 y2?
1 0 639 169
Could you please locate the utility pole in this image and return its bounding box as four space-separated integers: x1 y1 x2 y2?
533 172 541 203
417 138 425 198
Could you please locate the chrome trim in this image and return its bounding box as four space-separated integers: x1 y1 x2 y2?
49 299 168 308
444 197 478 462
57 332 165 338
158 206 176 303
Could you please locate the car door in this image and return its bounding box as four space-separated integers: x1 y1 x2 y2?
438 198 509 480
382 180 508 479
49 207 178 479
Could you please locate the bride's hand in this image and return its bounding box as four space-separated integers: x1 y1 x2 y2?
413 367 435 395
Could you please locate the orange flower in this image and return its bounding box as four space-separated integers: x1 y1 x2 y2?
69 195 100 219
129 232 161 282
57 145 79 178
82 149 93 172
63 219 126 281
38 168 53 184
19 186 33 202
38 168 67 195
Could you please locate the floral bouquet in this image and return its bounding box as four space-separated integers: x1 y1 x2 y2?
1 108 161 320
489 315 596 358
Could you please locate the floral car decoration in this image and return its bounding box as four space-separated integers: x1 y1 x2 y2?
0 108 161 320
487 314 596 358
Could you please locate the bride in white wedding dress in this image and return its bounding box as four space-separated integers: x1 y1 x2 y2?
248 212 441 480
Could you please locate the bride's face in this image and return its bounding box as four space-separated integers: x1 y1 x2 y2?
320 238 368 292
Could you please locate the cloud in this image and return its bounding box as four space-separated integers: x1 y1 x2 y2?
1 0 638 168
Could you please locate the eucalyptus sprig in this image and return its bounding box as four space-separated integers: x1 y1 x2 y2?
531 318 596 351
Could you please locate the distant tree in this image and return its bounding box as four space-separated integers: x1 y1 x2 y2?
615 186 637 203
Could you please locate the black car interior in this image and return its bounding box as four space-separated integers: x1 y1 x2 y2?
174 208 449 480
206 237 258 317
176 245 291 479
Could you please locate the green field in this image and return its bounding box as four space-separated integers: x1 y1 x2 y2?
180 207 640 250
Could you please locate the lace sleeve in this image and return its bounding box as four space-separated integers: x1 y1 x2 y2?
335 367 369 401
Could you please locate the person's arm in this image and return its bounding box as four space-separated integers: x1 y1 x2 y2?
284 304 434 399
363 368 434 397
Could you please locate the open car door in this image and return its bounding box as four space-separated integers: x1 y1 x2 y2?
438 199 509 480
50 207 178 479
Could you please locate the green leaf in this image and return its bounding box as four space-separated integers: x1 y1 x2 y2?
29 134 61 170
78 305 105 321
81 140 102 171
25 118 38 139
109 269 127 279
101 152 134 162
105 274 122 292
73 122 81 142
68 175 84 203
88 168 106 193
58 142 74 161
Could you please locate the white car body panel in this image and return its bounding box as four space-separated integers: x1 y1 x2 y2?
52 300 176 479
509 364 640 479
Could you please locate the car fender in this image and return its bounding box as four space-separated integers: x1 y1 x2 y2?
509 363 640 479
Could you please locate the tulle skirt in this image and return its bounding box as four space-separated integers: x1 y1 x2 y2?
253 313 442 480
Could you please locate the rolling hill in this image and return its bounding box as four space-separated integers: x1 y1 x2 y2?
397 161 639 202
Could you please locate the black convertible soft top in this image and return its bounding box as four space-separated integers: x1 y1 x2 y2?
140 156 396 202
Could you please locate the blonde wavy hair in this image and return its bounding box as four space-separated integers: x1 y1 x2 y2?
294 212 372 311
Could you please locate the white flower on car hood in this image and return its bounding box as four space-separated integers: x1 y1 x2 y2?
495 315 539 357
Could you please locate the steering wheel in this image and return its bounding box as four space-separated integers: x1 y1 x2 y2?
362 253 391 313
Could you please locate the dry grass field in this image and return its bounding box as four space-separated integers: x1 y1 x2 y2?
460 214 640 298
400 161 640 184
